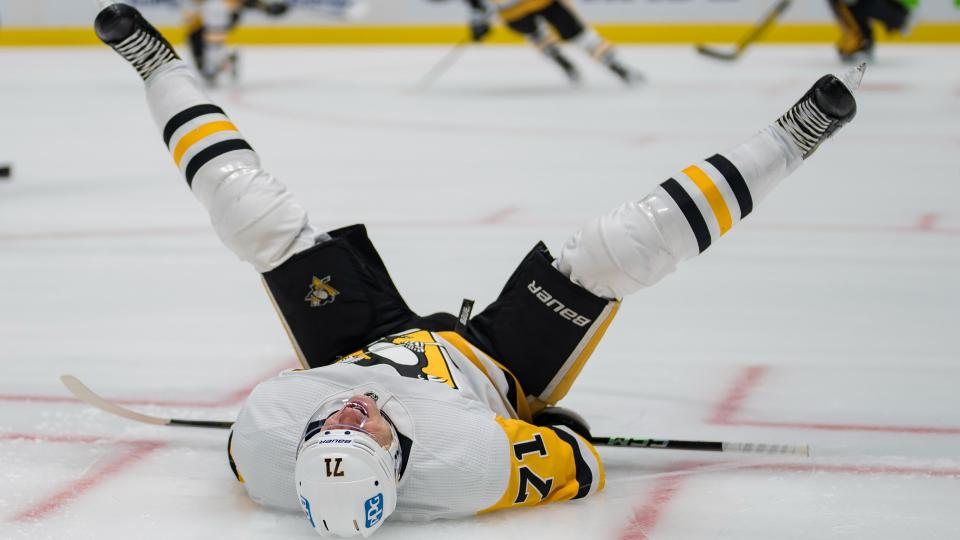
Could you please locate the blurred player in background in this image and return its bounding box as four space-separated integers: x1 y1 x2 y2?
95 2 863 536
826 0 913 62
460 0 643 84
185 0 289 85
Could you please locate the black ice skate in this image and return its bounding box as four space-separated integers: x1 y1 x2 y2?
545 47 581 84
609 62 644 86
94 2 179 81
776 63 864 160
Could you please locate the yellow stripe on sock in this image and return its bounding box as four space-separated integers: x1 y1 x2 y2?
683 165 733 236
172 121 238 167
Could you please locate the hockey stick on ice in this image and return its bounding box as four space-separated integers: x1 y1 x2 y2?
60 374 809 455
60 375 234 429
590 436 809 456
695 0 791 61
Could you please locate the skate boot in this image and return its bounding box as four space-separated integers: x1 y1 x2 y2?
94 2 179 81
776 63 864 159
559 61 581 85
609 61 644 86
246 0 290 17
545 47 581 84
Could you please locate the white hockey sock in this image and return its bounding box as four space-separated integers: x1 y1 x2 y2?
524 19 555 49
144 61 321 272
200 0 234 78
554 123 802 299
571 28 615 64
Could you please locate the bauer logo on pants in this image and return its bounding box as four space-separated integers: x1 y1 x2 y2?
305 275 340 307
527 280 593 327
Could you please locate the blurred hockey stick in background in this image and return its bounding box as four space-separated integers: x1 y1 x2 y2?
413 37 472 92
696 0 791 61
63 375 809 455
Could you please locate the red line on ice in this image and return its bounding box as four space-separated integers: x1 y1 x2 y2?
746 220 960 236
734 419 960 435
0 225 207 242
0 359 297 408
3 435 167 523
707 366 960 435
3 216 959 244
914 212 940 231
616 460 960 539
751 462 960 478
0 433 110 444
477 206 520 225
707 365 768 424
859 82 908 92
618 471 691 540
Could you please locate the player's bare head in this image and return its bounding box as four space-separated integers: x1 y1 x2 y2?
295 395 402 537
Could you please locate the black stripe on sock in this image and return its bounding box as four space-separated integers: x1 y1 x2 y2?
550 427 593 500
660 178 711 253
184 139 253 187
706 154 753 219
163 104 226 147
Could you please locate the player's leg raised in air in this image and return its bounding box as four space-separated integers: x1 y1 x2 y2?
95 1 321 273
467 66 863 411
555 65 863 300
94 2 431 369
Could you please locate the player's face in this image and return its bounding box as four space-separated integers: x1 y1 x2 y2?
321 395 393 449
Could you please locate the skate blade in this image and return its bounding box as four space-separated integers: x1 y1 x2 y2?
838 62 867 93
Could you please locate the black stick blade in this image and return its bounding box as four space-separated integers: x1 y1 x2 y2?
695 44 740 61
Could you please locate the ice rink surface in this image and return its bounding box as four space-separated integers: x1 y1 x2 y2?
1 43 959 539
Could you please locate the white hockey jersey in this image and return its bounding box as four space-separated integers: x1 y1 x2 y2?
229 329 604 520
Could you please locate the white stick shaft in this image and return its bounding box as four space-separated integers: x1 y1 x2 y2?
60 374 172 426
722 442 810 456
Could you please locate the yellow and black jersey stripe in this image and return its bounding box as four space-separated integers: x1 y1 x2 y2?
481 416 602 513
162 103 253 186
438 331 532 422
492 0 555 23
660 153 752 254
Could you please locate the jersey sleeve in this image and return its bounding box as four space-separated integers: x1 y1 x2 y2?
480 416 604 514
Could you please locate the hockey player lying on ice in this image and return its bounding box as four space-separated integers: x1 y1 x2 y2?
93 2 864 537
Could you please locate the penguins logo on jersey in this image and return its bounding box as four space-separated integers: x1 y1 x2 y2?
338 331 460 389
305 275 339 307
